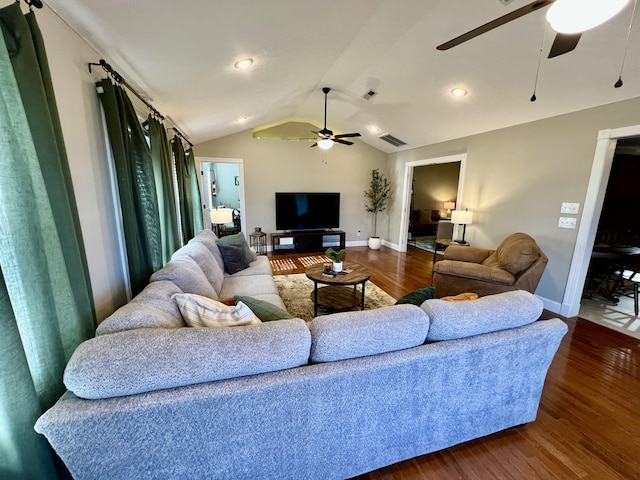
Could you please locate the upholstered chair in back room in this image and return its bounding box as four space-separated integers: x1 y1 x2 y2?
432 233 548 298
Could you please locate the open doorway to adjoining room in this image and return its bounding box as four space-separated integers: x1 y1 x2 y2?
398 153 467 254
196 157 247 237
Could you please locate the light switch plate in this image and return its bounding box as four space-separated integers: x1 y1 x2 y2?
558 217 577 229
560 202 580 214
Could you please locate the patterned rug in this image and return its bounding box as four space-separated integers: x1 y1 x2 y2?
411 235 436 253
273 273 397 321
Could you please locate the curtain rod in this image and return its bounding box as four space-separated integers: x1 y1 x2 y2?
88 59 193 147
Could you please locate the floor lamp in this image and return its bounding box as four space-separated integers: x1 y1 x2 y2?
451 208 473 244
210 207 233 237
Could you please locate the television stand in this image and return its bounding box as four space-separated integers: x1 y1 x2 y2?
271 230 345 254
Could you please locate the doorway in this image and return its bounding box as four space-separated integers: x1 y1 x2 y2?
562 125 640 329
196 157 247 236
399 153 467 252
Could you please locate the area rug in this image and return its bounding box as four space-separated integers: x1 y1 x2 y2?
411 235 436 253
273 274 397 321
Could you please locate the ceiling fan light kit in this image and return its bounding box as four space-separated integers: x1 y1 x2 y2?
546 0 629 34
317 139 334 150
310 87 361 149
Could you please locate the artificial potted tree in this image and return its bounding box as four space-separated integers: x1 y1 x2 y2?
364 168 391 250
325 247 345 272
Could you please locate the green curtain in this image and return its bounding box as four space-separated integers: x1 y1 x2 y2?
148 116 180 264
98 79 162 295
0 3 95 479
173 138 203 241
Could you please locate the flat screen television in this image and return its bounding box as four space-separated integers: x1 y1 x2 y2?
275 192 340 231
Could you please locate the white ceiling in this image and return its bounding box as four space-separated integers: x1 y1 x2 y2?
45 0 640 153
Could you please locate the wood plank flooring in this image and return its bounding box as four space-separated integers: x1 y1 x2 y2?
268 245 640 479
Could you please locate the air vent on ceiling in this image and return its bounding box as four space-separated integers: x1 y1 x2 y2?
498 0 515 5
378 133 407 147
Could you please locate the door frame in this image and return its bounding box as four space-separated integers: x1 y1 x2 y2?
561 125 640 317
195 157 247 236
398 153 467 252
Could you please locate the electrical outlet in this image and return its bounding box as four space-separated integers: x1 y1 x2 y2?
558 217 577 229
357 230 361 237
560 202 580 214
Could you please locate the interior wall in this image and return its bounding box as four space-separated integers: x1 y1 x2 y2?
412 162 460 213
195 131 388 243
388 96 640 308
29 3 129 321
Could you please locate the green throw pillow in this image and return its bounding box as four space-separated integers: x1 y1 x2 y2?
395 287 435 306
216 232 256 263
234 296 294 322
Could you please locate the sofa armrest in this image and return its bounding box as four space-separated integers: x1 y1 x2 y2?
443 246 492 263
433 260 515 286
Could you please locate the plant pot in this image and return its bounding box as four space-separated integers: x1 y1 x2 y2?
333 261 343 273
368 237 382 250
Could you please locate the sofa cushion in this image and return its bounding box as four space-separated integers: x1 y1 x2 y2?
188 229 225 270
96 281 186 335
421 290 543 341
218 243 250 274
395 286 435 306
173 293 261 327
216 232 257 264
173 241 224 294
234 295 294 321
482 233 539 276
309 304 430 363
150 256 218 299
64 319 312 399
224 255 273 278
218 274 279 298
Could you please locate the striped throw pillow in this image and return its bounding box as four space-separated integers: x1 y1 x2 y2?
172 293 261 328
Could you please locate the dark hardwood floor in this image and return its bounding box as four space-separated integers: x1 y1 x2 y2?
268 245 640 479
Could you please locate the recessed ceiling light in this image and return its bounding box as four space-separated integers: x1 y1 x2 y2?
234 58 253 70
368 125 381 134
451 87 468 97
236 116 249 123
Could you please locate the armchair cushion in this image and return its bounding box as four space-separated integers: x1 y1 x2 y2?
482 233 539 276
444 246 492 263
434 261 515 285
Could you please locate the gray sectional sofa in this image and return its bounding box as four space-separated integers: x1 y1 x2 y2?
35 229 568 480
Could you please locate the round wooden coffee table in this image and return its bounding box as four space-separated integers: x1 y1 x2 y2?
305 262 371 317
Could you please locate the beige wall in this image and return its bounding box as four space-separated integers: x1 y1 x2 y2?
389 97 640 307
195 131 389 242
35 4 128 321
412 162 460 213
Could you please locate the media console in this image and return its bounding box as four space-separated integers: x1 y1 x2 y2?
271 230 345 254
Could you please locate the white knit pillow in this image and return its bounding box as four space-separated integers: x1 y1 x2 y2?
172 293 261 327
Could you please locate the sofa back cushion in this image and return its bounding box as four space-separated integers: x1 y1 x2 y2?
64 319 312 399
173 241 224 294
188 229 225 270
309 305 430 363
482 233 540 276
421 290 543 341
96 281 186 335
150 255 218 299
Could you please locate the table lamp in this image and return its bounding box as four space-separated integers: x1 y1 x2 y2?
444 201 456 218
451 208 473 244
210 207 233 237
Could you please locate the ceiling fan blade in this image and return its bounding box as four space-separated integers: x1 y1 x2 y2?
548 32 581 58
334 132 361 139
437 0 555 51
310 142 318 148
334 139 354 146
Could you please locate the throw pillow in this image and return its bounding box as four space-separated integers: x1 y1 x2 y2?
219 243 249 274
216 232 257 263
234 295 294 322
418 209 432 223
441 292 479 302
172 293 261 327
395 286 435 306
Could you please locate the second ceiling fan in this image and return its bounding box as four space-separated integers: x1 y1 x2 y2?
311 87 361 149
437 0 630 59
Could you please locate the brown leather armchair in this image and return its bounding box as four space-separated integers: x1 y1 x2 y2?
432 233 548 298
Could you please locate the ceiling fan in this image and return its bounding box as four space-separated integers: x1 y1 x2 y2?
311 87 361 149
437 0 629 59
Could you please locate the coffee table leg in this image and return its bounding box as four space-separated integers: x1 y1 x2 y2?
313 281 318 317
360 281 366 310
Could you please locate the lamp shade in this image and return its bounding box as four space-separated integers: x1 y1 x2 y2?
451 209 473 225
444 201 456 210
210 208 233 224
546 0 629 34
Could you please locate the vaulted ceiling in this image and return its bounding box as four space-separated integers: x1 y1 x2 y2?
45 0 640 153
